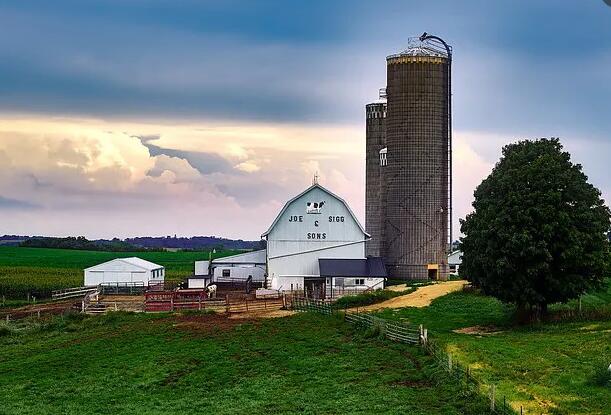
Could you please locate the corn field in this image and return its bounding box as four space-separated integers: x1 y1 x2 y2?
0 266 82 300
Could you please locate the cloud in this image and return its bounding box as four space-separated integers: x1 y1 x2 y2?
0 195 40 210
136 135 234 175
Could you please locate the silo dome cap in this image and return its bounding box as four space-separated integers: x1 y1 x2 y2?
387 36 450 59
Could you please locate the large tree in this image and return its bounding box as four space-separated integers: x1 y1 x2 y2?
460 138 610 317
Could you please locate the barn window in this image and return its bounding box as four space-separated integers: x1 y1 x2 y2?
355 278 365 285
222 269 230 277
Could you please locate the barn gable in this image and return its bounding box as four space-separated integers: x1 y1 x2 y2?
262 184 369 240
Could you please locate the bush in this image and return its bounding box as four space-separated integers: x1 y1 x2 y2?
0 323 13 337
590 359 611 387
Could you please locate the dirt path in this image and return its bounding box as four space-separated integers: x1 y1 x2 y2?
349 280 467 312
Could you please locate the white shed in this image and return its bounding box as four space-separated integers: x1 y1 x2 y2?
84 257 165 287
448 250 462 275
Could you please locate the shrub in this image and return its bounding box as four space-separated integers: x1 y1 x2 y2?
590 359 611 387
0 323 13 337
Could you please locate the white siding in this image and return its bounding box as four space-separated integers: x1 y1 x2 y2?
265 185 368 291
83 258 163 286
195 261 209 276
188 278 208 289
213 266 265 281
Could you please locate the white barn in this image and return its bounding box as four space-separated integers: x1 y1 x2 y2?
262 183 386 298
84 257 165 287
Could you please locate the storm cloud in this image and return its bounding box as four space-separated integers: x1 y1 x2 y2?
0 1 609 239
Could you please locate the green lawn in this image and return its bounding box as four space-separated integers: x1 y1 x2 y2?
0 312 489 415
375 284 611 415
0 246 240 299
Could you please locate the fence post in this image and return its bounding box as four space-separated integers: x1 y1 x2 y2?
578 296 582 313
423 328 428 345
448 354 453 372
81 301 85 313
37 310 41 319
199 295 202 311
5 314 9 323
490 384 496 411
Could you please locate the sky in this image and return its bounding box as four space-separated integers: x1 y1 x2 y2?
0 0 610 240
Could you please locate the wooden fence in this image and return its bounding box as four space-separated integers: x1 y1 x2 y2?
144 290 224 312
226 297 284 313
292 297 518 415
99 282 146 295
52 287 97 300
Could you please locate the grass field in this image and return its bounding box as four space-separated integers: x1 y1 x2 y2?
0 311 490 415
376 284 611 415
0 246 240 299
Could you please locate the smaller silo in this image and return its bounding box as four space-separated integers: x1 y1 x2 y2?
365 89 387 257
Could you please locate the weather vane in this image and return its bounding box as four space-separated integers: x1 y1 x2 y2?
312 172 319 185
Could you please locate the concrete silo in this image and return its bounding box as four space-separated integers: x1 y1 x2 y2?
383 33 452 280
364 90 387 258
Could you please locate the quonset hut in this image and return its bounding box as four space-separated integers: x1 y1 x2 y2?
366 33 452 281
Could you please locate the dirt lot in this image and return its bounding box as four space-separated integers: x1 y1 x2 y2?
351 280 467 312
229 309 296 319
168 312 260 333
0 299 75 320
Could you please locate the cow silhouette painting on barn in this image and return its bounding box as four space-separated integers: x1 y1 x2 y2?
306 201 325 214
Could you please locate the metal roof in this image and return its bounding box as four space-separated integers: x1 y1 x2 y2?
318 257 387 278
84 257 163 271
387 36 450 60
211 249 266 265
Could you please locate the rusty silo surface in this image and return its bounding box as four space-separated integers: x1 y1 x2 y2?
383 35 452 280
365 95 386 257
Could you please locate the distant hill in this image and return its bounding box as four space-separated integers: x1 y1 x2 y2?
124 236 265 251
1 235 265 252
0 235 29 246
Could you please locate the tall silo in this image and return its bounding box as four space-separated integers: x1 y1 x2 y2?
383 34 452 280
365 90 387 257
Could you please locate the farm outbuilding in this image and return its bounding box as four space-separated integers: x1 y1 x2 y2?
188 250 266 289
448 250 462 275
262 182 386 299
84 257 165 287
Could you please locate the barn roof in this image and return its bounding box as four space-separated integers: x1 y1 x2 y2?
318 257 387 278
261 183 369 238
84 257 163 271
211 249 266 265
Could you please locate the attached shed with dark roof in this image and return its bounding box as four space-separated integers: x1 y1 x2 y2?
318 257 386 296
318 257 387 278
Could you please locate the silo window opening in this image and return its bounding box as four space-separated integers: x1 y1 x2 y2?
222 269 230 277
